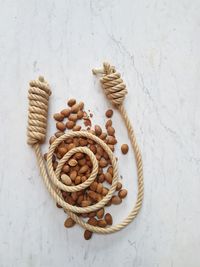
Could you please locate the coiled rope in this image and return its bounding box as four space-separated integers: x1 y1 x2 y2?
27 62 144 234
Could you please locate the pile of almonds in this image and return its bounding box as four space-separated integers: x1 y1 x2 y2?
44 98 129 240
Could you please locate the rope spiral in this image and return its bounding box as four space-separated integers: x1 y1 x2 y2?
27 62 144 234
27 76 51 145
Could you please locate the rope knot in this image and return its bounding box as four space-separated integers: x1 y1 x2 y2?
27 76 51 145
92 62 127 106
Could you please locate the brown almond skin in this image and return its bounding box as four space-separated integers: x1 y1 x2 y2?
49 136 56 145
55 131 64 138
71 103 80 113
89 144 97 154
88 212 96 218
79 138 88 146
96 183 103 194
102 187 109 196
107 166 113 175
105 213 113 225
64 218 75 228
77 110 84 119
75 176 81 185
105 109 113 118
68 113 78 122
81 200 91 207
121 144 129 154
99 132 107 140
61 108 71 117
73 125 81 131
111 195 122 205
69 170 77 181
53 113 64 121
78 158 87 166
75 152 84 160
98 219 107 228
68 98 76 107
88 217 98 226
107 126 115 136
62 164 70 173
79 165 89 174
95 125 102 136
118 189 128 199
107 136 117 145
90 181 98 191
56 122 66 131
104 172 112 184
116 182 122 191
84 230 93 240
105 119 112 128
66 120 75 129
99 158 108 168
58 146 68 157
96 208 104 219
98 173 105 183
79 101 84 110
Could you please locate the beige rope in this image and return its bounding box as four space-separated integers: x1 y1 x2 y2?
27 62 144 234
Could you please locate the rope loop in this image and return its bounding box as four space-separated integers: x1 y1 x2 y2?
92 62 127 105
27 76 51 145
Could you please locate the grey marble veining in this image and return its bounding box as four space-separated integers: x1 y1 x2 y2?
0 0 200 266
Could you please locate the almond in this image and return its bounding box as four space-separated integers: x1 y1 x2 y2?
73 125 81 131
61 174 72 185
64 218 75 228
118 189 128 199
56 122 66 131
67 98 76 107
105 109 113 118
53 113 64 121
111 195 122 205
105 119 112 128
105 213 113 225
61 108 71 117
66 120 75 129
121 144 129 154
107 126 115 136
84 230 93 240
97 219 107 228
68 113 78 122
104 172 112 184
88 217 98 226
68 159 78 167
96 208 104 219
71 103 80 113
79 165 89 174
94 125 102 136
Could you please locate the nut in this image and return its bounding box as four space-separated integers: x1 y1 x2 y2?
105 213 113 225
66 120 75 129
96 208 104 219
64 218 75 228
53 113 64 121
68 113 78 122
121 144 129 154
79 165 89 174
68 98 76 107
99 158 108 168
81 200 92 207
107 126 115 136
116 182 122 191
105 119 112 128
73 125 81 131
97 219 107 228
84 230 93 240
49 136 56 145
118 189 128 199
105 109 113 118
94 125 102 136
71 103 80 113
61 174 72 185
77 110 84 119
111 195 122 205
56 122 66 131
69 170 77 181
107 136 117 145
61 108 71 117
68 159 78 167
88 217 98 226
104 172 112 184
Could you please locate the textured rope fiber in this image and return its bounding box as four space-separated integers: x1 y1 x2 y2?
27 62 144 234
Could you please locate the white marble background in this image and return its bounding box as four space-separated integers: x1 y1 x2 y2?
0 0 200 266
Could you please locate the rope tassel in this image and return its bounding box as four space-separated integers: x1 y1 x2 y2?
27 63 144 234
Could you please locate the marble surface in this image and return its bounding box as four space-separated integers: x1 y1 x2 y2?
0 0 200 266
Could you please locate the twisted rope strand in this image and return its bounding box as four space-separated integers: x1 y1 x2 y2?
27 62 144 234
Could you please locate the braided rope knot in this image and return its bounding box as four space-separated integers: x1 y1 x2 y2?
93 62 127 106
27 76 51 145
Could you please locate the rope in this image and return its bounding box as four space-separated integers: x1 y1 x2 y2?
27 62 144 234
